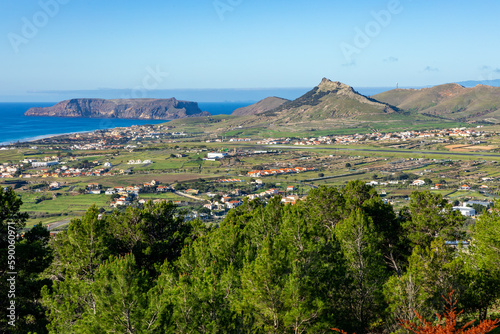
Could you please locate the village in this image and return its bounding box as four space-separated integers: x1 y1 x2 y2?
0 124 499 229
259 127 487 146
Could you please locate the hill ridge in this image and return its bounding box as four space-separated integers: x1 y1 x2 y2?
232 96 290 116
374 83 500 122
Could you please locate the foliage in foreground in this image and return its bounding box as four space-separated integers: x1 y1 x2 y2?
400 290 500 334
1 182 500 333
333 291 499 334
0 187 52 334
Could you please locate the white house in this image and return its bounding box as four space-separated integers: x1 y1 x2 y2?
226 200 242 209
207 152 227 159
49 182 61 190
115 197 130 206
452 206 475 217
411 179 426 186
105 188 116 195
32 161 59 167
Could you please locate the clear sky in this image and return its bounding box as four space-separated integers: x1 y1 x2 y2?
1 0 500 101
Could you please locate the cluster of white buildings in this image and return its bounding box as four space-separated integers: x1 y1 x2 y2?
31 161 59 168
127 159 153 165
0 163 20 178
24 166 115 179
256 138 292 145
204 152 227 161
289 127 486 146
229 138 252 142
69 141 112 150
204 196 244 211
246 188 280 200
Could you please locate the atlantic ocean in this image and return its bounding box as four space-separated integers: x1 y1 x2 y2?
0 102 253 145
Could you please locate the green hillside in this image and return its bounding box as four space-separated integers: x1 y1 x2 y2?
374 83 500 122
167 79 467 137
266 78 399 122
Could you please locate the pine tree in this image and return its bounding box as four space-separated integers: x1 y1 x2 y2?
42 205 110 333
0 187 52 333
334 208 387 333
402 191 465 248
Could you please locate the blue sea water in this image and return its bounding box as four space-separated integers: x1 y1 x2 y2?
198 102 253 115
0 102 253 145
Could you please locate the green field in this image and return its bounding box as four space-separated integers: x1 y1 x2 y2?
19 193 110 227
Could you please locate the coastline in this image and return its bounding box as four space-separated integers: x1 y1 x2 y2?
0 104 170 147
0 101 251 146
0 130 94 147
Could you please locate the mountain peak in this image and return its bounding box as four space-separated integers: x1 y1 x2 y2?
317 78 353 93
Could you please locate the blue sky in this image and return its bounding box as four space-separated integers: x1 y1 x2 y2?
1 0 500 101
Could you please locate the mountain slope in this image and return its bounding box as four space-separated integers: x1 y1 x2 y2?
25 98 210 120
374 84 500 122
260 78 400 123
167 79 460 136
457 79 500 87
232 97 289 116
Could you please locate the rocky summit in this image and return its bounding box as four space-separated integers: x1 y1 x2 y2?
255 78 400 123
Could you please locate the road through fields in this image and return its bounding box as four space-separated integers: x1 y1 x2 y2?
267 145 500 159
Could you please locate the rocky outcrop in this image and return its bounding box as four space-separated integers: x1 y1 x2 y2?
25 98 210 120
256 78 399 123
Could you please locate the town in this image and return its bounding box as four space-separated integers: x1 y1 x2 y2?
0 123 499 229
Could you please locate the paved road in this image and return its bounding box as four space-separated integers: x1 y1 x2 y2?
46 219 71 231
302 171 365 182
175 191 206 202
268 145 500 158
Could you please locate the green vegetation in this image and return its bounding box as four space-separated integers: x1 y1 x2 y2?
1 183 499 333
0 188 52 333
